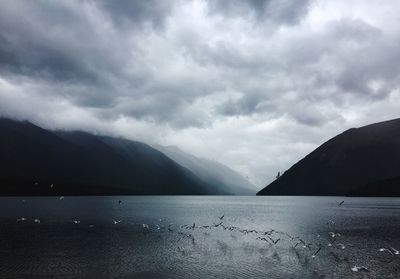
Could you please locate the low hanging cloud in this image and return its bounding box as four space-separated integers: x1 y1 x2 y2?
1 0 400 187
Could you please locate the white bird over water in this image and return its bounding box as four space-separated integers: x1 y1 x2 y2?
34 218 41 223
142 224 149 229
379 247 399 255
329 232 341 238
351 266 369 272
73 220 80 224
16 217 27 222
59 196 64 200
113 220 122 225
390 247 400 255
336 243 346 250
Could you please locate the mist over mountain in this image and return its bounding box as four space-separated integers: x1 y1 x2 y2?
0 118 238 195
258 118 400 196
154 145 257 195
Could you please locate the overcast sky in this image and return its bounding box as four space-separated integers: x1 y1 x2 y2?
1 0 400 188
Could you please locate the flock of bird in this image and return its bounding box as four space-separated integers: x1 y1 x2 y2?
14 194 400 275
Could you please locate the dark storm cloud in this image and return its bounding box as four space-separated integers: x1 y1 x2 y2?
1 0 400 185
207 0 311 25
97 0 175 29
1 0 399 128
0 1 120 85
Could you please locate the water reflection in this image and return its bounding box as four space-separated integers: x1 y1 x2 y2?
0 196 399 278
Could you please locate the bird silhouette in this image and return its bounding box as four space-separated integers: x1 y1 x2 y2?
312 247 322 258
213 222 223 227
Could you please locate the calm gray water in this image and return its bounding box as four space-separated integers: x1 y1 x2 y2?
0 196 399 278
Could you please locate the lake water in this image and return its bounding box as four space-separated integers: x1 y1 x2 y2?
0 196 399 278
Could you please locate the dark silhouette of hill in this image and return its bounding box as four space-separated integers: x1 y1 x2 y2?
0 118 220 195
258 118 400 196
348 176 400 197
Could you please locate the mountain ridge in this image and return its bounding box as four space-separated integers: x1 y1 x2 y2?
257 118 400 196
0 118 224 195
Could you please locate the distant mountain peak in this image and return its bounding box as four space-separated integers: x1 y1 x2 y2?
155 144 257 195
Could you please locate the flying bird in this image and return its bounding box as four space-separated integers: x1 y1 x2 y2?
338 200 344 206
256 237 270 243
329 232 341 238
327 238 337 247
379 248 394 256
336 243 346 250
351 266 369 272
219 215 224 220
311 247 322 258
390 247 400 255
267 236 280 244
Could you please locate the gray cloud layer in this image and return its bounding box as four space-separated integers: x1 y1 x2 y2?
1 0 400 186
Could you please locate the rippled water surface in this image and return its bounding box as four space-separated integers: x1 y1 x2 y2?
0 196 399 278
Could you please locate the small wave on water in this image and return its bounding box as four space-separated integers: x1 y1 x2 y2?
0 196 399 278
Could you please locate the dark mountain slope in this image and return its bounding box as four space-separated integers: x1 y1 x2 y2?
154 145 256 195
258 118 400 196
0 118 216 195
348 176 400 197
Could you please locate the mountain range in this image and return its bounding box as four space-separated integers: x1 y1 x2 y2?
0 118 255 195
